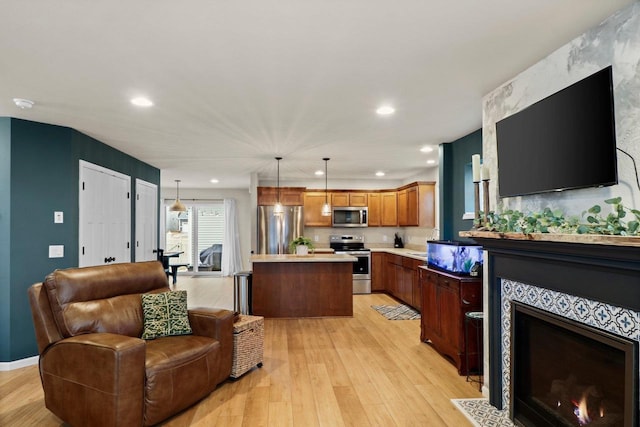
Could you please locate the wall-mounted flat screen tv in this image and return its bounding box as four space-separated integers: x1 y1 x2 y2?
496 66 617 198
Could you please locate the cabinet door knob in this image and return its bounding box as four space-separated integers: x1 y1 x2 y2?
462 298 471 305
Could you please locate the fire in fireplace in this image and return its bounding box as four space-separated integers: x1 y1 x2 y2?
511 302 637 427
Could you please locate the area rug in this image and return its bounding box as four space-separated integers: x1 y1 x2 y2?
451 398 514 427
371 304 420 320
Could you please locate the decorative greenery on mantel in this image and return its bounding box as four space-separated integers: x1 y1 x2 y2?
474 197 640 236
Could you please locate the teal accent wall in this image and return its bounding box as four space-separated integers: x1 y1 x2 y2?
2 118 160 362
439 129 482 242
439 142 454 240
0 118 11 362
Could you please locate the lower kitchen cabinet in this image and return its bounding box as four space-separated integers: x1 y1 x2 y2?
384 254 400 298
400 257 422 310
379 253 422 310
419 266 482 375
371 252 385 291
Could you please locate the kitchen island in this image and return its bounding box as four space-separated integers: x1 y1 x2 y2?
250 254 356 318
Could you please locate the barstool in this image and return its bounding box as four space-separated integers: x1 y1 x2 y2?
464 311 484 391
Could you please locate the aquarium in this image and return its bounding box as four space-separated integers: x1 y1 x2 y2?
426 240 483 275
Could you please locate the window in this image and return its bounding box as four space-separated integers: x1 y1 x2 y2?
164 202 225 274
463 163 484 220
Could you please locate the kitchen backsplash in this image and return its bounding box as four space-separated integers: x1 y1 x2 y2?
305 226 437 251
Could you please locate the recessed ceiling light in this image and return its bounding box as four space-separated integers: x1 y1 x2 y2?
130 97 153 107
376 105 395 116
420 146 434 153
315 170 324 176
13 98 34 109
427 160 436 165
375 171 385 177
210 179 219 184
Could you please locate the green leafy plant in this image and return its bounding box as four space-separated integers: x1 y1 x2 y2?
475 197 640 236
288 236 315 253
578 197 640 235
462 258 474 273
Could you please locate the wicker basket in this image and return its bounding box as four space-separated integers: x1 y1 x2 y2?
230 315 264 378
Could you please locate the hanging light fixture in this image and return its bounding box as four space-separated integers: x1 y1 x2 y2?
273 157 284 215
321 157 331 216
169 179 187 212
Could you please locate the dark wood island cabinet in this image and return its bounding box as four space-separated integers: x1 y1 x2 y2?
419 266 482 375
251 254 355 318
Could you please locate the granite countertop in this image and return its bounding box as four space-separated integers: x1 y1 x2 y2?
369 247 427 261
250 254 356 263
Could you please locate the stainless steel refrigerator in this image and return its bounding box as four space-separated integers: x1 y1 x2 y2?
257 206 304 254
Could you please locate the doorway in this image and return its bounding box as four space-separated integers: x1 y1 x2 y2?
78 160 131 267
135 179 158 262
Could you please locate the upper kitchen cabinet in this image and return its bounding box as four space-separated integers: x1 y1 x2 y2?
367 193 381 226
258 187 305 206
397 182 435 227
331 192 367 207
369 192 397 227
303 192 332 226
380 192 398 226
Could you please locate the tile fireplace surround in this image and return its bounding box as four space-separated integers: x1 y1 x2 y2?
463 231 640 423
501 279 638 410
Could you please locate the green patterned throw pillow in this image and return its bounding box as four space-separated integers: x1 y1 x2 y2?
141 290 192 339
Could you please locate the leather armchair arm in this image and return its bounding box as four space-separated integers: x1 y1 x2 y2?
40 333 146 427
188 308 234 339
188 308 234 381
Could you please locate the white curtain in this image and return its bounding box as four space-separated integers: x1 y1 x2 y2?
221 198 243 276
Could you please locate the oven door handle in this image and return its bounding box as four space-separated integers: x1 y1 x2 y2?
335 251 370 256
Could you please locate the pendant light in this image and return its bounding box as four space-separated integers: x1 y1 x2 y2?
321 157 331 216
169 179 187 212
273 157 284 215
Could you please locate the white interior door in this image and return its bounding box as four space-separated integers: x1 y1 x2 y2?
79 160 131 267
135 179 158 262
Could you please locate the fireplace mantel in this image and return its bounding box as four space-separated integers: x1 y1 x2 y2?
460 230 640 248
459 229 640 410
460 231 640 304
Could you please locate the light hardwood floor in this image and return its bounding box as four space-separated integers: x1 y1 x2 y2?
1 277 482 426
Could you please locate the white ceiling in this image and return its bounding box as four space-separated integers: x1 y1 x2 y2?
0 0 633 188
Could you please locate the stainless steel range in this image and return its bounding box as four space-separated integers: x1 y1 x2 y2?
329 234 371 294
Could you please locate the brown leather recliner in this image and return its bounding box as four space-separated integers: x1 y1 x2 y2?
28 261 234 426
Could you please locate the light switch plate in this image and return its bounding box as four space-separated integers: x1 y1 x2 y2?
49 245 64 258
54 211 64 223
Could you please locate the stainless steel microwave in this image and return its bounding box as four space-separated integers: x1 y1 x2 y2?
332 207 368 227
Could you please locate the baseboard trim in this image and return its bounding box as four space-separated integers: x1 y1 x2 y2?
0 355 39 371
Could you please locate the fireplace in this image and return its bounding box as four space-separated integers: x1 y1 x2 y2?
511 302 637 427
462 233 640 427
